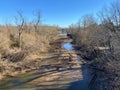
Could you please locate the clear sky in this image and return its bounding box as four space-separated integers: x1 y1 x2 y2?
0 0 116 27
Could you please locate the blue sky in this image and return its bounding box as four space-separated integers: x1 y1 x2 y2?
0 0 116 27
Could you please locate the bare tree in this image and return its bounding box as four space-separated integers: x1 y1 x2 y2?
98 1 120 51
14 11 25 48
33 10 41 34
81 14 96 31
89 2 120 90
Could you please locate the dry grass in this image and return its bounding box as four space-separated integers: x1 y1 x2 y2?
0 25 59 79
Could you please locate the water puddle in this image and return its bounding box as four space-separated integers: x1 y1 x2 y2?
62 39 89 90
59 33 67 36
62 42 73 50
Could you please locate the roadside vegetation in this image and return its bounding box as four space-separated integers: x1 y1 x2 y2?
66 1 120 90
0 11 59 79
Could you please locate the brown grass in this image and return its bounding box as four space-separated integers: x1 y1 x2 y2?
0 25 59 79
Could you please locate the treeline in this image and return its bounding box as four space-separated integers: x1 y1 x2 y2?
67 1 120 90
0 11 59 79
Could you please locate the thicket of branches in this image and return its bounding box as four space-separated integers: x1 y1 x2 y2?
67 1 120 90
0 11 59 79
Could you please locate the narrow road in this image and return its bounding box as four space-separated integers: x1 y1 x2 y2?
0 36 89 90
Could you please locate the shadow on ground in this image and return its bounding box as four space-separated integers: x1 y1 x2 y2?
66 66 89 90
0 64 89 90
